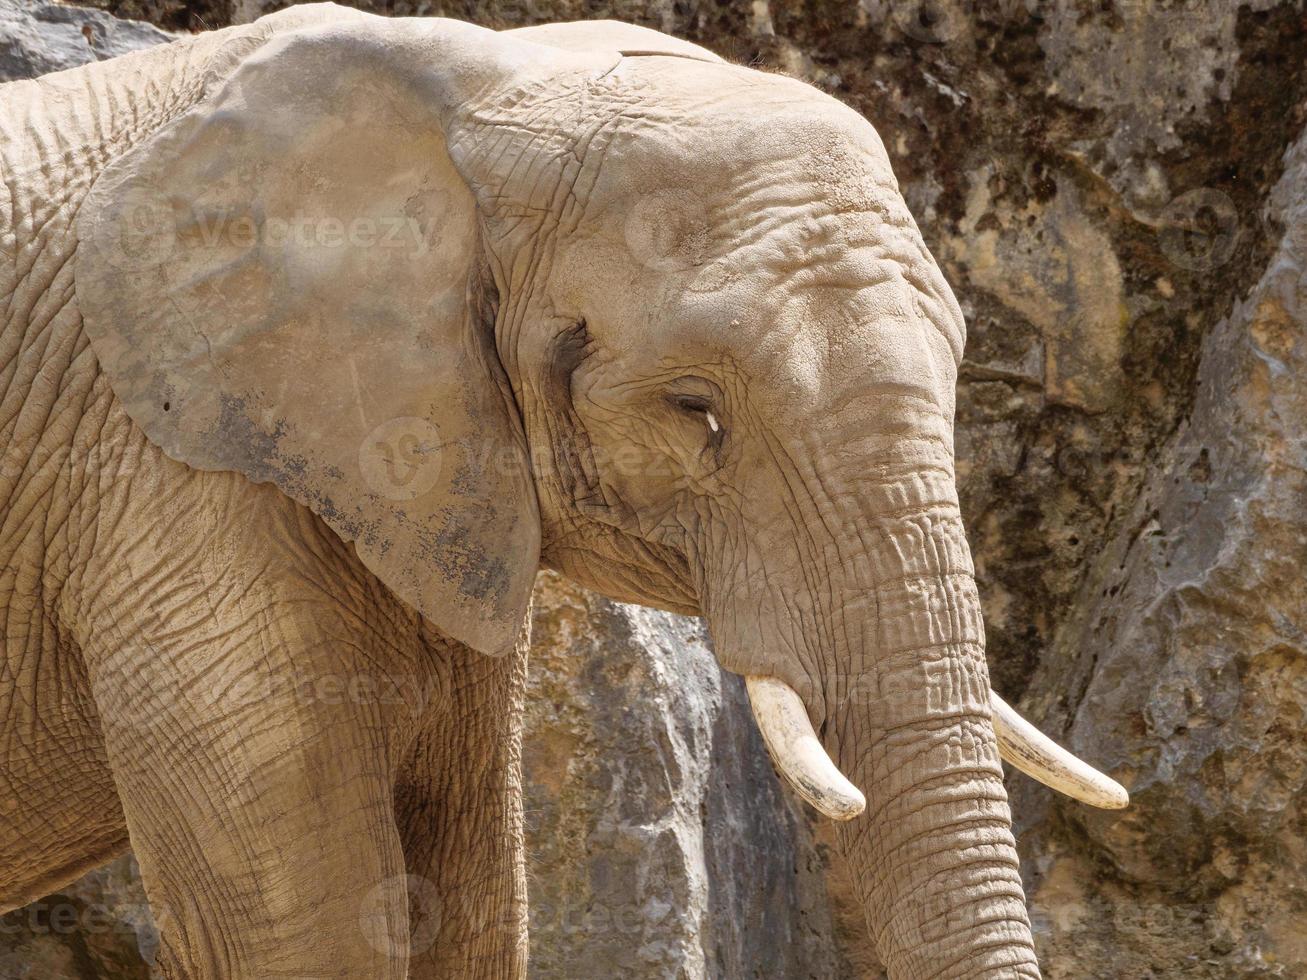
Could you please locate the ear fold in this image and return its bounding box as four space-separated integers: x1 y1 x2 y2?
75 17 615 656
504 20 726 63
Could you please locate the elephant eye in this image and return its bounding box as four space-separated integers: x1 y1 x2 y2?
673 393 708 414
671 394 725 449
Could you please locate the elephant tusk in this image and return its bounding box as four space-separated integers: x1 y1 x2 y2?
745 676 866 821
990 692 1130 810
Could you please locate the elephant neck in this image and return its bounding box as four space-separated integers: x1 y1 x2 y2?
0 34 223 629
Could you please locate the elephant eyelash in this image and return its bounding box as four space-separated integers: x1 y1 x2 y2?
671 393 712 418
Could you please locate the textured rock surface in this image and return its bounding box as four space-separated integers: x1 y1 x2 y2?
525 574 849 980
5 2 1307 978
0 0 170 78
1015 111 1307 980
0 855 155 980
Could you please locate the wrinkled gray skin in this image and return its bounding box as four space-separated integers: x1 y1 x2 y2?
0 6 1038 978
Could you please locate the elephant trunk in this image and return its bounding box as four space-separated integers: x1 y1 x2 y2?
715 409 1126 975
737 477 1048 977
844 505 1040 977
837 674 1040 980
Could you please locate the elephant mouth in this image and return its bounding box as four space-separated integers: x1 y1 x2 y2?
745 675 1129 820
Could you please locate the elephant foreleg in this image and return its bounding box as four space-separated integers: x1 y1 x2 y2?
0 633 129 914
395 625 530 980
75 470 428 980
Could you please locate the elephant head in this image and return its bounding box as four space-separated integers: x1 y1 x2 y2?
75 10 1126 976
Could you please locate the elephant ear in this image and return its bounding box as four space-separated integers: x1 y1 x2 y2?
75 17 616 656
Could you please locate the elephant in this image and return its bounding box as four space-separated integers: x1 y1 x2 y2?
0 6 1129 978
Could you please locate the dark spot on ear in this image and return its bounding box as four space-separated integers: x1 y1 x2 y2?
415 521 509 606
162 402 170 411
210 393 286 487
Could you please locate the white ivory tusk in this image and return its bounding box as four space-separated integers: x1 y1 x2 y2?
745 676 866 821
990 691 1130 810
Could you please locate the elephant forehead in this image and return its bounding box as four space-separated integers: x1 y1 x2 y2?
553 215 960 412
564 68 925 296
689 275 954 398
557 122 924 319
582 60 900 209
546 58 964 399
571 258 954 423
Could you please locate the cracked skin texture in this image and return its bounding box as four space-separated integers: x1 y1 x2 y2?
2 9 531 978
25 2 1307 977
0 7 1059 978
